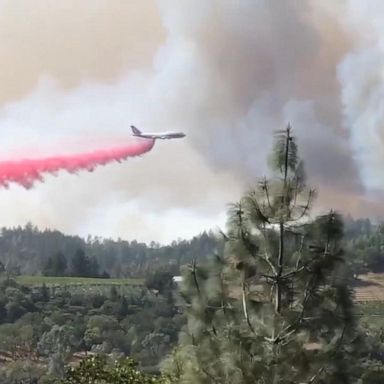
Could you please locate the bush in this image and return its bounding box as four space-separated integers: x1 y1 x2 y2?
60 355 168 384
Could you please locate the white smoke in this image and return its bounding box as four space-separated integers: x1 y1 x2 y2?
155 0 363 197
338 0 384 193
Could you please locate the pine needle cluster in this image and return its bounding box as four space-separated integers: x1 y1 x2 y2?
163 126 359 384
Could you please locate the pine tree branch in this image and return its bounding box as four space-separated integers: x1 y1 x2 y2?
260 273 276 280
245 195 270 225
275 221 284 313
284 125 291 182
261 177 273 211
305 326 347 384
293 176 300 207
219 269 228 317
201 366 220 384
218 229 229 241
306 366 326 384
257 253 277 276
281 265 305 280
191 260 220 337
184 303 234 310
191 258 201 298
296 234 306 268
274 128 291 314
290 189 316 222
190 334 221 384
273 277 319 344
258 230 278 276
265 327 298 345
242 281 255 334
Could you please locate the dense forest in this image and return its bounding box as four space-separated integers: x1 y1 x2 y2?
0 277 182 382
0 217 381 281
0 225 221 278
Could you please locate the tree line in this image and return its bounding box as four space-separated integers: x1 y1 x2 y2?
0 225 220 278
42 249 110 278
0 218 383 282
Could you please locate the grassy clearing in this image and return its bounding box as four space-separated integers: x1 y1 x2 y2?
15 275 144 287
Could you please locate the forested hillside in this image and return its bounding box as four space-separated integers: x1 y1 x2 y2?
0 224 222 277
0 218 382 280
0 277 182 382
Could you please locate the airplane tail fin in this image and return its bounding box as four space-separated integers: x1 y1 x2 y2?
131 126 141 135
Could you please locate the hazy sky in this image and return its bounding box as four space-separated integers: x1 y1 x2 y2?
0 0 383 243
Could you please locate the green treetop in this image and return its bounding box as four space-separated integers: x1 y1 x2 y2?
164 125 359 384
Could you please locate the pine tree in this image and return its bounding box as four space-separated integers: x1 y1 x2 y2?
163 126 359 384
43 252 68 276
53 251 68 276
70 249 90 277
117 295 129 319
40 283 50 302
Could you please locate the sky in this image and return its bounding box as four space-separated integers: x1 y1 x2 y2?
0 0 384 244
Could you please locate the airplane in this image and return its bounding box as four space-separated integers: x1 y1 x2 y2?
131 126 186 140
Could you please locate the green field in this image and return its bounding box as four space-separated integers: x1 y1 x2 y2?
15 275 144 287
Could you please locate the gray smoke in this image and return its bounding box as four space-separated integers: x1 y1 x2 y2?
155 0 366 210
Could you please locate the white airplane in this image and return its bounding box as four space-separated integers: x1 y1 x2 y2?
131 126 186 140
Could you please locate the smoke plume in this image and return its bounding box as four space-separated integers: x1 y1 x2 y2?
0 139 154 189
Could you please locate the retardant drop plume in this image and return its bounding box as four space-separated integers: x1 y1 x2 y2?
0 139 155 189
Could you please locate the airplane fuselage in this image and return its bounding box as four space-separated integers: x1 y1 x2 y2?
133 132 185 140
131 126 185 140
